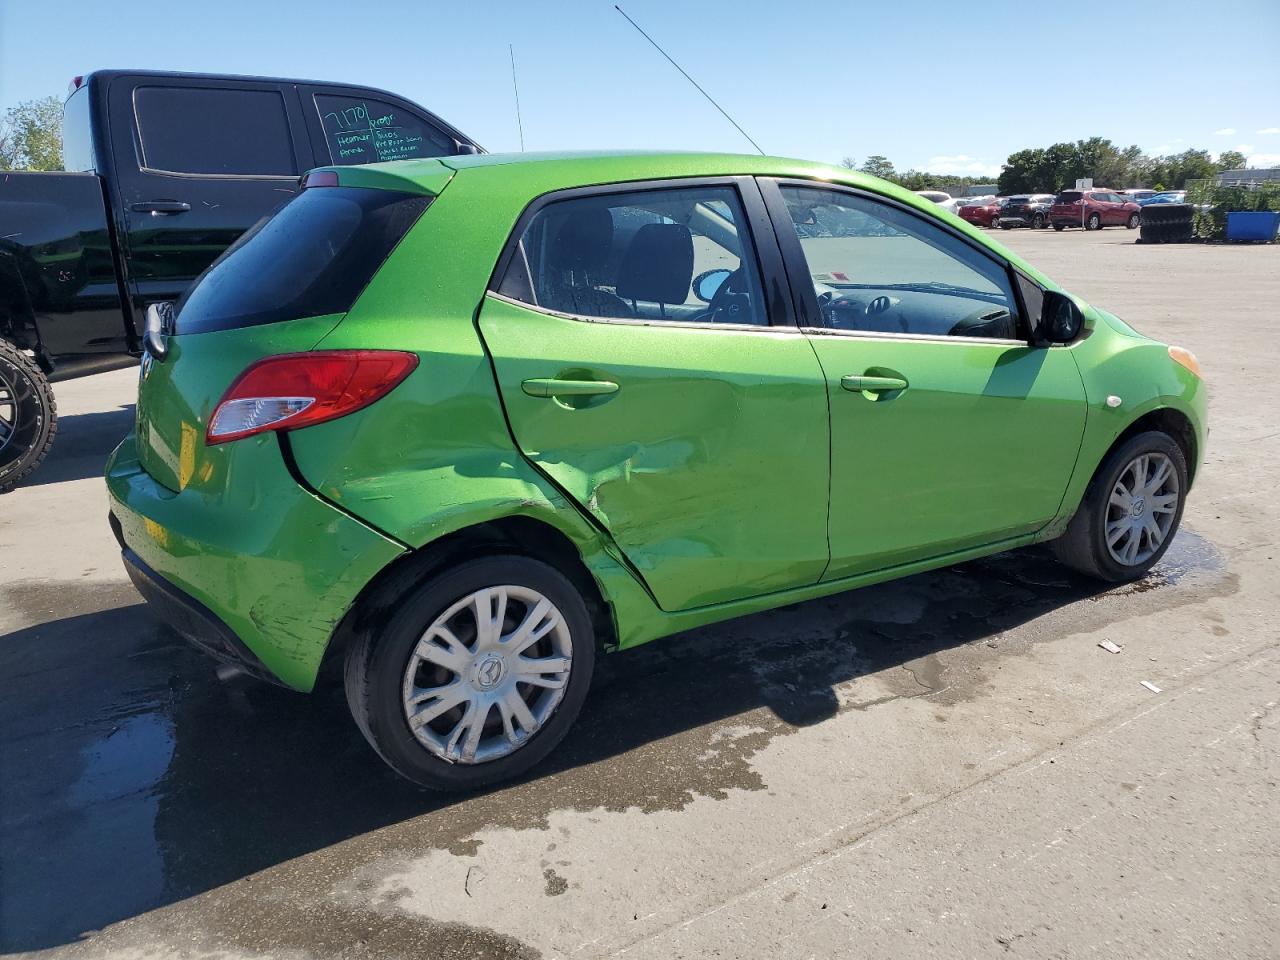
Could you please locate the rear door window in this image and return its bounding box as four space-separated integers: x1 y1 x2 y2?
315 94 456 165
134 86 296 176
495 184 770 326
174 186 429 333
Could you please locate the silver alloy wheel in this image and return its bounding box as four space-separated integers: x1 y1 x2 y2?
1105 452 1179 566
401 585 573 765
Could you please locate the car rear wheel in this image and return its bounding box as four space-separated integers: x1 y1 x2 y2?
1032 212 1046 229
345 555 596 791
0 340 57 495
1127 213 1140 229
1051 430 1187 582
1086 213 1102 230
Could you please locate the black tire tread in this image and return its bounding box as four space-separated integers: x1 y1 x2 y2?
0 339 57 494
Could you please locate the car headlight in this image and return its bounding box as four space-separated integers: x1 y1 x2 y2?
1169 345 1202 378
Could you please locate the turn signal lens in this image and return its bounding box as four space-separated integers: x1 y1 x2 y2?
207 350 418 444
1168 345 1202 379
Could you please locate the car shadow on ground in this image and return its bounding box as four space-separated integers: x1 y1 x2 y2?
14 404 135 488
2 533 1227 953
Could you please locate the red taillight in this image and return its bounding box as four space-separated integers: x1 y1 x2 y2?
206 350 418 444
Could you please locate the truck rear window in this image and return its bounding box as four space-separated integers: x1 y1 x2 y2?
174 187 429 334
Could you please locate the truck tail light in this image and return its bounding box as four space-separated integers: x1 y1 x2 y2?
207 351 418 444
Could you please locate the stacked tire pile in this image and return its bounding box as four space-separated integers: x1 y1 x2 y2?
1139 203 1195 243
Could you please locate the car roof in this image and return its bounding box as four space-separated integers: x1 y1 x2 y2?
317 150 908 199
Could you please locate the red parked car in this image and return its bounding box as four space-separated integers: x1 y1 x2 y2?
1050 189 1142 231
958 196 1003 227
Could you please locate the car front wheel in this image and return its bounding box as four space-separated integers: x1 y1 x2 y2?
1051 430 1187 582
1086 213 1102 230
345 555 596 791
1127 213 1140 229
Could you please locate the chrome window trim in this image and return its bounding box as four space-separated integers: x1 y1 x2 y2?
798 326 1028 348
484 291 803 336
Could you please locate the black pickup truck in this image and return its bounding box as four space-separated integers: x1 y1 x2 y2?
0 69 480 492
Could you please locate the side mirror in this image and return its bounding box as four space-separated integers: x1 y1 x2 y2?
143 301 174 360
692 268 733 303
1033 290 1084 345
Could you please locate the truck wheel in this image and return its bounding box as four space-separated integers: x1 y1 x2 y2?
0 340 57 494
1051 431 1187 582
345 555 596 791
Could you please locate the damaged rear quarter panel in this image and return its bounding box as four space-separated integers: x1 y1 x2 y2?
283 193 660 644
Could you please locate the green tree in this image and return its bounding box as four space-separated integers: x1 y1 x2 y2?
859 155 896 180
1216 150 1247 172
0 96 63 171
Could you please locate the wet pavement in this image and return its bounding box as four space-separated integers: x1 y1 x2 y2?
1 232 1277 959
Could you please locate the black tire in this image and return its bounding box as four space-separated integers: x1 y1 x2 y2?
1051 430 1188 582
0 340 57 494
344 555 596 791
1085 213 1102 231
1141 203 1194 225
1032 212 1046 229
1126 213 1140 229
1053 223 1066 231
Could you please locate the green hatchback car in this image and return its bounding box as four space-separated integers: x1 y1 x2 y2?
107 151 1206 790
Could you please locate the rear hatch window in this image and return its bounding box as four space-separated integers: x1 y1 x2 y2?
174 186 430 334
137 185 430 492
1054 191 1083 203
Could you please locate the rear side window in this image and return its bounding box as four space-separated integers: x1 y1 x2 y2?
174 187 429 334
1055 191 1083 203
495 184 770 326
316 95 456 165
134 86 296 176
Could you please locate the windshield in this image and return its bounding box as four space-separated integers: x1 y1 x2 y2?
175 187 429 334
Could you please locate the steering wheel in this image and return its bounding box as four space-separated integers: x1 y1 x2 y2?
697 268 753 324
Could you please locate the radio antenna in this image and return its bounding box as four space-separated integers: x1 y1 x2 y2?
509 44 526 151
614 5 765 156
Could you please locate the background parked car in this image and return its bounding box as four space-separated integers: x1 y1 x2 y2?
914 190 964 214
1138 191 1187 206
958 196 1003 227
1121 188 1157 202
998 194 1055 229
1050 189 1142 230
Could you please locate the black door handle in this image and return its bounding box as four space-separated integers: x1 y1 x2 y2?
131 201 191 215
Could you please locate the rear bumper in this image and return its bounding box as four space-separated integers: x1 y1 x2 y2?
117 540 283 686
106 432 405 691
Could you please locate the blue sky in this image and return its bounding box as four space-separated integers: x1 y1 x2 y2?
3 0 1278 172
